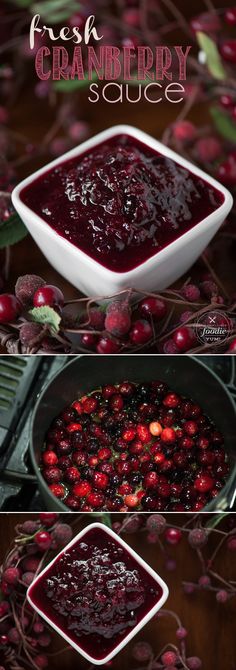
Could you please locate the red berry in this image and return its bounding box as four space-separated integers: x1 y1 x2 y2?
139 297 166 321
81 333 97 349
49 483 65 498
65 466 81 483
137 424 150 443
163 393 181 408
42 451 58 466
93 471 109 490
72 481 92 497
125 494 139 508
228 338 236 352
122 427 136 442
83 397 98 414
96 334 120 354
184 420 198 436
161 651 177 666
173 326 194 352
98 447 112 460
194 473 214 493
161 427 176 443
43 466 62 484
173 120 197 141
39 513 58 527
191 11 221 33
0 294 21 323
129 319 152 345
227 536 236 551
66 422 82 432
220 40 236 63
88 307 105 329
3 567 20 585
220 94 234 108
165 528 182 545
225 7 236 25
35 655 48 668
86 491 104 508
105 301 131 337
33 285 64 308
34 531 52 551
195 137 222 162
109 393 124 412
144 471 159 489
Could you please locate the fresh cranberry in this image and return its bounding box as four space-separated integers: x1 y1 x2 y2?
173 120 197 141
163 393 181 408
33 285 64 308
149 421 162 436
124 493 139 508
42 451 58 466
0 294 21 323
139 297 166 320
93 471 109 490
194 473 214 493
43 466 62 484
109 393 124 412
220 94 234 108
161 427 176 443
137 424 150 443
72 481 92 497
102 384 116 398
86 491 104 508
65 466 81 483
144 471 159 489
83 397 98 414
129 319 152 345
48 483 65 498
122 427 136 442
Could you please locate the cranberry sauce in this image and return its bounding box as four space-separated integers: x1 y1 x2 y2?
29 526 163 659
20 135 224 273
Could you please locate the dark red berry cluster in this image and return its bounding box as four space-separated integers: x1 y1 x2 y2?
42 381 228 511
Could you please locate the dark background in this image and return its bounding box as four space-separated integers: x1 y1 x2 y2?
0 512 235 670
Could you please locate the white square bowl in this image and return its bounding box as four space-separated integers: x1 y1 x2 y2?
27 521 169 665
12 125 233 297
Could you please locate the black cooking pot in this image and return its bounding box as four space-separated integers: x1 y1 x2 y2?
30 355 236 512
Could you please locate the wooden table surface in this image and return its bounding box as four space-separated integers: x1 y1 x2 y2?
0 513 235 670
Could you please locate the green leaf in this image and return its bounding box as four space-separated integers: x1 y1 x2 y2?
11 0 33 6
196 32 226 80
32 0 79 22
210 105 236 143
53 72 98 92
30 306 61 333
205 512 229 529
0 213 28 249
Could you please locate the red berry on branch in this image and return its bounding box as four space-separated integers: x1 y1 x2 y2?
173 326 195 352
139 296 167 320
220 40 236 63
81 333 97 349
191 11 221 32
33 285 64 308
165 527 182 545
3 567 20 585
224 8 236 26
195 137 222 162
0 294 21 323
173 120 197 141
220 94 234 108
15 274 46 307
105 301 131 337
181 284 200 302
129 319 152 345
34 531 52 551
161 651 177 667
96 334 120 354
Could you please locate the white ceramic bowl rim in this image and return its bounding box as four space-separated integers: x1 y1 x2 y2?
12 124 233 278
27 521 169 665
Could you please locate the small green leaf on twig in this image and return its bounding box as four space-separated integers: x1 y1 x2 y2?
29 306 61 333
206 512 229 529
53 72 99 92
0 213 28 249
210 105 236 143
196 32 226 80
